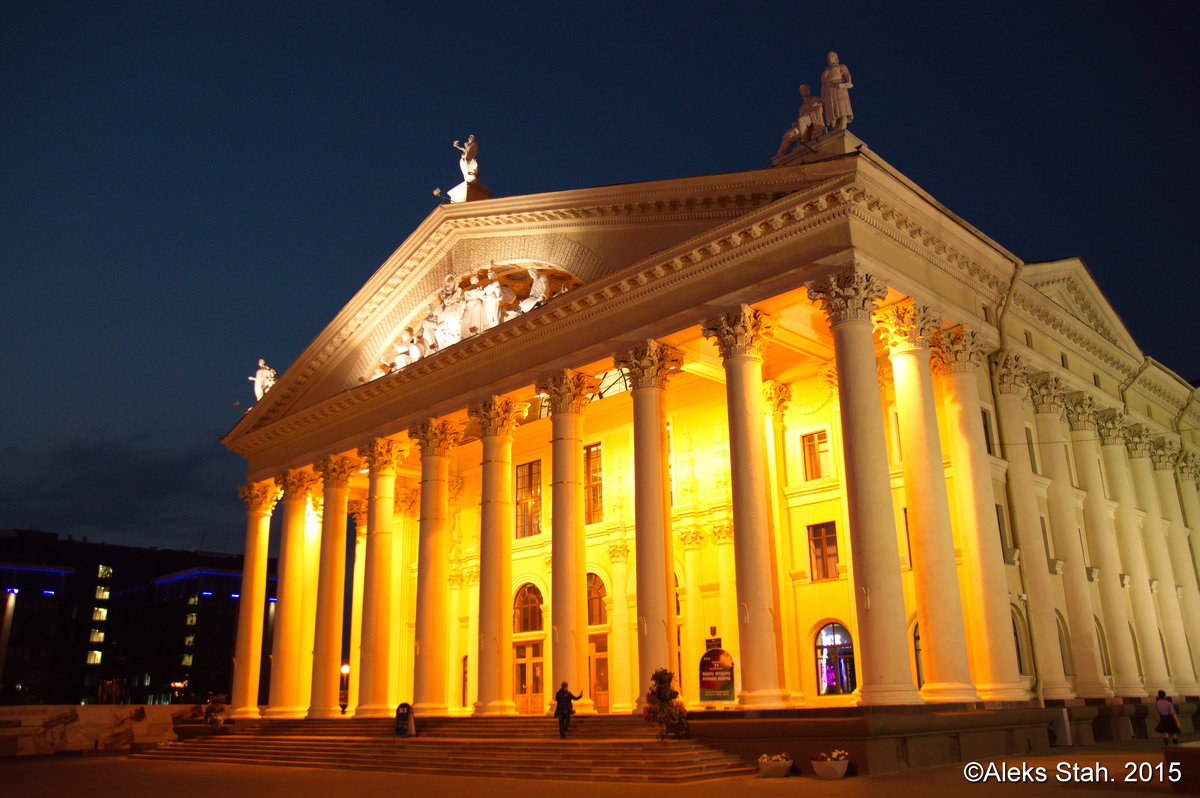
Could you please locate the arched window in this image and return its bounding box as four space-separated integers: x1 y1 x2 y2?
587 573 607 626
815 622 855 695
1094 617 1112 677
1056 613 1073 676
513 584 544 633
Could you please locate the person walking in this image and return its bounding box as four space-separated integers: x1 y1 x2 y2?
553 682 583 739
1155 690 1182 746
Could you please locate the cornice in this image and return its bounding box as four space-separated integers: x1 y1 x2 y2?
1009 287 1140 378
1025 275 1122 347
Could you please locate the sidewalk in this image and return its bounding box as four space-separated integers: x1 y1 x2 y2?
0 738 1186 797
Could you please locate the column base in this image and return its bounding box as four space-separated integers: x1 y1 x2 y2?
412 701 451 717
306 706 346 719
229 706 261 720
574 697 597 715
611 702 635 715
1041 680 1077 701
262 706 309 719
1075 682 1116 700
919 682 981 703
857 682 922 706
473 699 518 717
737 688 791 709
974 682 1032 702
1111 679 1148 699
1169 679 1200 696
354 703 395 719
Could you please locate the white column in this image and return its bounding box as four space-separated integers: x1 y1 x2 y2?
469 397 527 716
446 566 463 710
230 480 280 719
1179 454 1200 586
536 370 599 713
702 305 790 708
356 437 405 717
266 469 318 718
679 527 705 705
990 353 1074 699
607 540 634 713
1028 374 1111 697
308 453 360 718
465 564 480 710
712 524 741 689
1064 394 1143 697
1097 410 1171 689
613 340 683 698
1150 439 1200 686
300 496 323 704
877 302 978 702
934 327 1027 701
410 418 463 714
346 500 368 716
1126 426 1200 694
806 270 920 705
764 380 802 702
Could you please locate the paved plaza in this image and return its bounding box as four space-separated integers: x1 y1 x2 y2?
1 738 1189 797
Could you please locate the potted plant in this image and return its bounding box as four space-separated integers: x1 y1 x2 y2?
810 748 850 779
640 668 688 740
757 752 793 777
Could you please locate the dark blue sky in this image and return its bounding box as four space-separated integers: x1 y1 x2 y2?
3 2 1198 551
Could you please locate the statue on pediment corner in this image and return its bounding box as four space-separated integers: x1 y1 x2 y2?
821 51 853 130
773 84 827 164
453 134 479 184
248 359 276 401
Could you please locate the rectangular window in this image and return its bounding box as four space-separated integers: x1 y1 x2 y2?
892 410 903 461
1064 443 1079 487
86 650 102 665
181 654 193 667
515 460 542 538
801 430 831 480
902 508 912 567
94 586 109 601
1039 517 1054 558
982 305 992 324
187 595 199 606
808 522 839 581
584 443 603 525
184 634 195 647
1093 372 1101 388
1060 352 1069 369
89 629 105 643
97 565 113 579
1024 330 1033 347
185 613 197 626
92 607 107 622
981 409 996 456
1025 425 1039 474
995 504 1010 550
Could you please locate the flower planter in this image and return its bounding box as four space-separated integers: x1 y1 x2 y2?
811 759 849 779
758 759 793 778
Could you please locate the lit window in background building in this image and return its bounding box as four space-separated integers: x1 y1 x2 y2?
92 607 107 621
97 565 113 579
89 629 105 643
86 650 102 665
94 586 109 600
185 613 197 626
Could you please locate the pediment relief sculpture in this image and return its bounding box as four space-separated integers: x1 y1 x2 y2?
364 261 582 383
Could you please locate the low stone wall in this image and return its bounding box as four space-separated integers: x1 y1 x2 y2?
688 706 1056 775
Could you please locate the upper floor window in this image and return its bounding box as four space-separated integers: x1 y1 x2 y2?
89 629 105 643
86 650 102 665
801 430 831 480
584 443 603 525
587 573 607 626
94 586 110 601
185 612 197 626
808 522 839 581
97 565 113 579
513 583 544 633
515 460 542 539
92 607 107 622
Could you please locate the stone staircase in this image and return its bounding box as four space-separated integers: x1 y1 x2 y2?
133 715 757 782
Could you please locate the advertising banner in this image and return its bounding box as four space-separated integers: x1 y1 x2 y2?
698 648 735 703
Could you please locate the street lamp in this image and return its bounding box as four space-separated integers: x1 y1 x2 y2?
339 664 350 713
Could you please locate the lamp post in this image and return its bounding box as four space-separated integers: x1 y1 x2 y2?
339 664 350 714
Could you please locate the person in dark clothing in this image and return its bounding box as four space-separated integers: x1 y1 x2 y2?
1155 690 1182 746
554 681 583 739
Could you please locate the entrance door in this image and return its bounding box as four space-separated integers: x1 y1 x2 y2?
513 641 544 714
588 634 609 714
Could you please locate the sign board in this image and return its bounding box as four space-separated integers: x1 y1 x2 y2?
705 637 722 650
698 648 735 702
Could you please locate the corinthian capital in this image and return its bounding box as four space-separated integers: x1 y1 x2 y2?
805 267 887 325
348 499 369 532
1150 438 1181 471
607 540 630 563
468 396 529 437
239 480 282 513
360 437 409 474
612 339 684 389
679 526 705 549
1122 424 1152 459
701 304 775 360
1095 409 1128 446
875 300 940 356
1181 451 1200 483
394 486 419 518
932 325 983 375
276 468 319 499
316 453 363 487
410 418 464 457
763 380 792 417
1063 392 1098 431
1028 373 1066 417
535 370 600 415
993 352 1029 397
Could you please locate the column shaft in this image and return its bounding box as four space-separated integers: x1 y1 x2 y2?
1151 442 1200 686
266 471 317 717
357 438 403 717
346 505 367 715
608 542 634 713
230 481 279 719
309 455 359 718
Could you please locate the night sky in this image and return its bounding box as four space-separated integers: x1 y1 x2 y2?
3 2 1198 552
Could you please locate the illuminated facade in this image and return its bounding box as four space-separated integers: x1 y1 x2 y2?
222 129 1200 721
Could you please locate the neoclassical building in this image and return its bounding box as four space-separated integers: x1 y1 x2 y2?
222 123 1200 723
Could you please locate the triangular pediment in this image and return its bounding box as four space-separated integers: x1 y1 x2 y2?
223 164 847 446
1022 257 1140 356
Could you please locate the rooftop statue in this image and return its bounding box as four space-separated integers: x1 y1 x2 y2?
248 359 276 402
772 84 827 164
820 51 853 131
453 134 480 183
